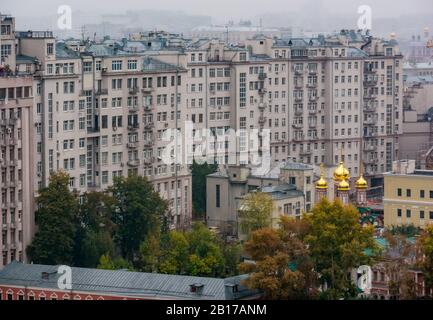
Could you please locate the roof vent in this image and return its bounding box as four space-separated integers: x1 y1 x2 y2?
190 283 204 294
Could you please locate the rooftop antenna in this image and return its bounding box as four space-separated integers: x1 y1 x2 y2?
259 18 263 33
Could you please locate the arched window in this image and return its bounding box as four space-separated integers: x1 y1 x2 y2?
6 289 14 301
97 296 104 300
62 294 70 300
39 292 46 300
73 295 82 300
50 293 58 300
85 295 93 300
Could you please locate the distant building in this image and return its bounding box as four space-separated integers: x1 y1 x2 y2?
0 261 260 300
384 159 433 228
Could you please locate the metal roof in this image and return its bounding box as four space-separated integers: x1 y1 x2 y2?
0 262 257 300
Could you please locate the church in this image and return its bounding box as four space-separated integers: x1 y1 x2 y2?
315 160 368 207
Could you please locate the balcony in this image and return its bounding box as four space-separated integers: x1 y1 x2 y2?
129 87 139 95
143 157 155 166
144 122 154 129
258 102 266 111
363 79 378 87
308 122 317 128
294 97 303 103
292 123 303 129
363 118 377 126
307 83 317 88
258 73 267 80
294 108 303 116
95 89 108 96
127 142 138 149
143 105 153 112
364 68 377 75
144 140 154 148
141 87 154 94
364 105 377 112
127 124 139 131
300 149 312 156
363 144 377 152
128 106 139 113
364 131 378 139
258 88 266 96
308 108 317 115
258 116 267 125
294 83 304 89
308 96 319 102
363 92 378 100
127 160 140 167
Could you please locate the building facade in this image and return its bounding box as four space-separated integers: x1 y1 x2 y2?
384 159 433 228
1 14 35 268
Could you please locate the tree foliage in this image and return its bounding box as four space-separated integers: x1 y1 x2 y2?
190 161 217 219
27 172 78 265
303 199 379 299
239 192 274 237
73 191 116 267
110 175 168 264
240 217 317 299
417 225 433 296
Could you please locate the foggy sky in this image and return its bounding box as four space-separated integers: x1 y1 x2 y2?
3 0 433 22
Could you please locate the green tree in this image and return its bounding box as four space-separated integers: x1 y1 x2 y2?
73 191 116 267
110 175 168 264
27 172 79 265
97 253 133 271
185 223 225 277
158 231 189 274
240 217 317 299
239 192 274 237
191 161 217 219
417 225 433 297
304 199 379 299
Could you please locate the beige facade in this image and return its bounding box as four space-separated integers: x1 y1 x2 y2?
384 159 433 228
206 163 313 237
1 15 35 267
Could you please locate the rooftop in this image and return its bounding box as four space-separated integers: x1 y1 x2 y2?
0 261 258 300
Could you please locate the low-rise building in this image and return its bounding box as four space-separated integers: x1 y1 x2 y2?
384 159 433 228
206 163 314 237
0 261 260 300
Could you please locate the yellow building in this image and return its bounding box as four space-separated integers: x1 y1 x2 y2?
384 160 433 228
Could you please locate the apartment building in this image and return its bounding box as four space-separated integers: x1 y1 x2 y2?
1 13 405 265
384 159 433 228
0 14 35 267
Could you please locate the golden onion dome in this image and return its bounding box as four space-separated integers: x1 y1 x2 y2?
316 176 328 189
356 174 368 189
338 179 350 191
333 161 350 182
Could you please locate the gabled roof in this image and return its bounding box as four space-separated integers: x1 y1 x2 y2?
0 261 258 300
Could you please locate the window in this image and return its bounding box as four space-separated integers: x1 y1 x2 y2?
112 60 122 71
430 191 433 199
420 211 425 219
216 185 220 208
420 190 425 198
397 188 402 197
83 61 92 73
430 212 433 220
397 209 402 217
47 43 54 55
406 189 411 197
406 209 411 218
0 44 12 58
